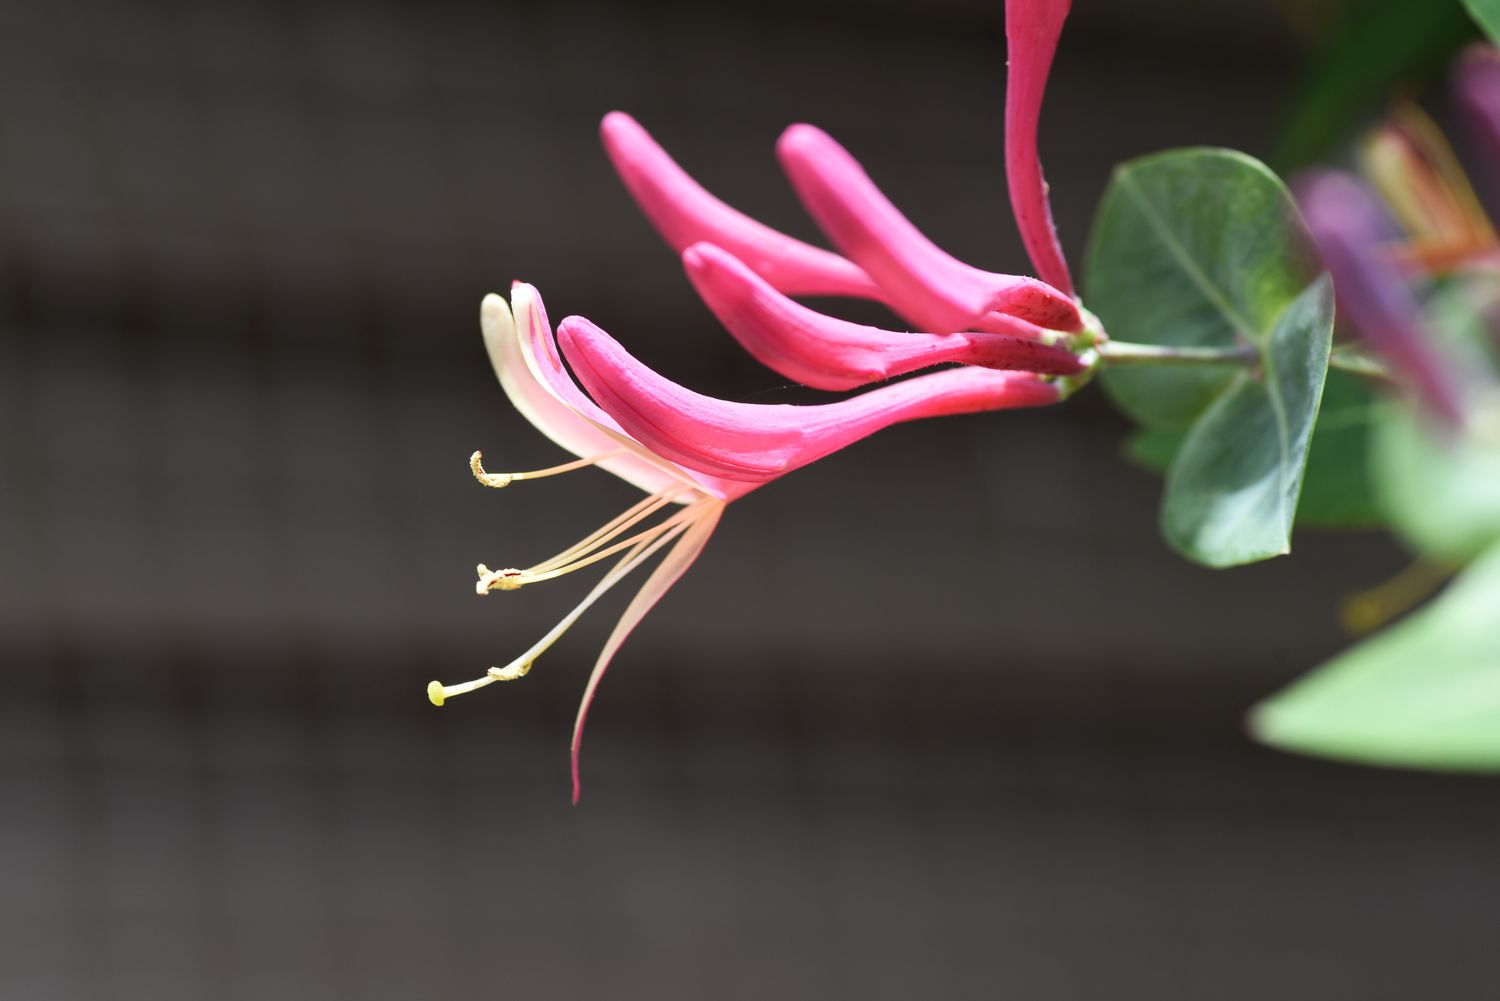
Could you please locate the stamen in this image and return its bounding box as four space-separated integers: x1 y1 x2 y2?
480 500 710 592
473 487 694 595
531 486 689 572
427 506 711 707
470 448 628 489
476 564 525 594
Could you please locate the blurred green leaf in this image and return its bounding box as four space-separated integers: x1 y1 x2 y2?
1089 149 1322 431
1161 277 1334 566
1274 0 1477 170
1251 541 1500 771
1374 403 1500 563
1371 276 1500 560
1122 427 1183 474
1087 149 1334 565
1464 0 1500 43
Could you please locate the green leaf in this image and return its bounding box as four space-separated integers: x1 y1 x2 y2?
1160 277 1335 566
1373 404 1500 563
1123 370 1384 530
1251 542 1500 771
1294 368 1384 529
1122 427 1184 474
1088 148 1322 431
1085 148 1335 566
1465 0 1500 43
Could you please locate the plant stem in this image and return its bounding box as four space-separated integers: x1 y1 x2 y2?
1092 340 1397 384
1328 346 1396 383
1098 339 1398 381
1096 340 1260 367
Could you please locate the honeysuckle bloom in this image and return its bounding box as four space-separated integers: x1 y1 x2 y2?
556 312 1063 482
1360 103 1496 272
600 0 1078 330
432 0 1097 800
429 283 1065 800
603 113 1083 340
1298 171 1469 427
1004 0 1074 296
682 241 1087 392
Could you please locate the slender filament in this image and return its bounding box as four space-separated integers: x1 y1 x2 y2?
428 506 707 706
470 448 629 488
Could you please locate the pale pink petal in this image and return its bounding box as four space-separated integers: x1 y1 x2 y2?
683 242 1085 391
775 123 1082 334
557 314 1062 482
494 284 737 498
571 502 725 803
600 111 879 298
1005 0 1075 296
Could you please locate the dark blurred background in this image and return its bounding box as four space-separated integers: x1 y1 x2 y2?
3 0 1499 998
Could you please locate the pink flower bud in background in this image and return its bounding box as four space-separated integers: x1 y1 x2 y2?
1297 171 1469 427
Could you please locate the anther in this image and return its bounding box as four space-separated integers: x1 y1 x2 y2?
470 451 514 488
477 564 525 594
488 661 533 681
470 448 629 490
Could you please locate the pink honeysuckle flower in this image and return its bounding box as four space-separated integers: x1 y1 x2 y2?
774 123 1081 334
600 110 879 299
600 112 1083 335
1297 171 1469 427
1359 103 1496 273
429 283 741 804
682 240 1086 392
428 282 1066 801
1004 0 1074 297
556 312 1063 483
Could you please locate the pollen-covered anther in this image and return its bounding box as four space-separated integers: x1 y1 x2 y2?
488 660 533 681
477 564 526 594
470 447 628 490
470 451 514 488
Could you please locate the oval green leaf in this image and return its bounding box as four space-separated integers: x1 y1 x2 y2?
1122 367 1383 531
1087 148 1322 431
1160 277 1335 566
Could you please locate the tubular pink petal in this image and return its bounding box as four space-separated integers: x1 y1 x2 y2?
1004 0 1075 296
557 314 1062 482
504 283 741 499
482 291 694 496
571 502 725 804
600 111 879 298
775 123 1081 334
683 242 1085 390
